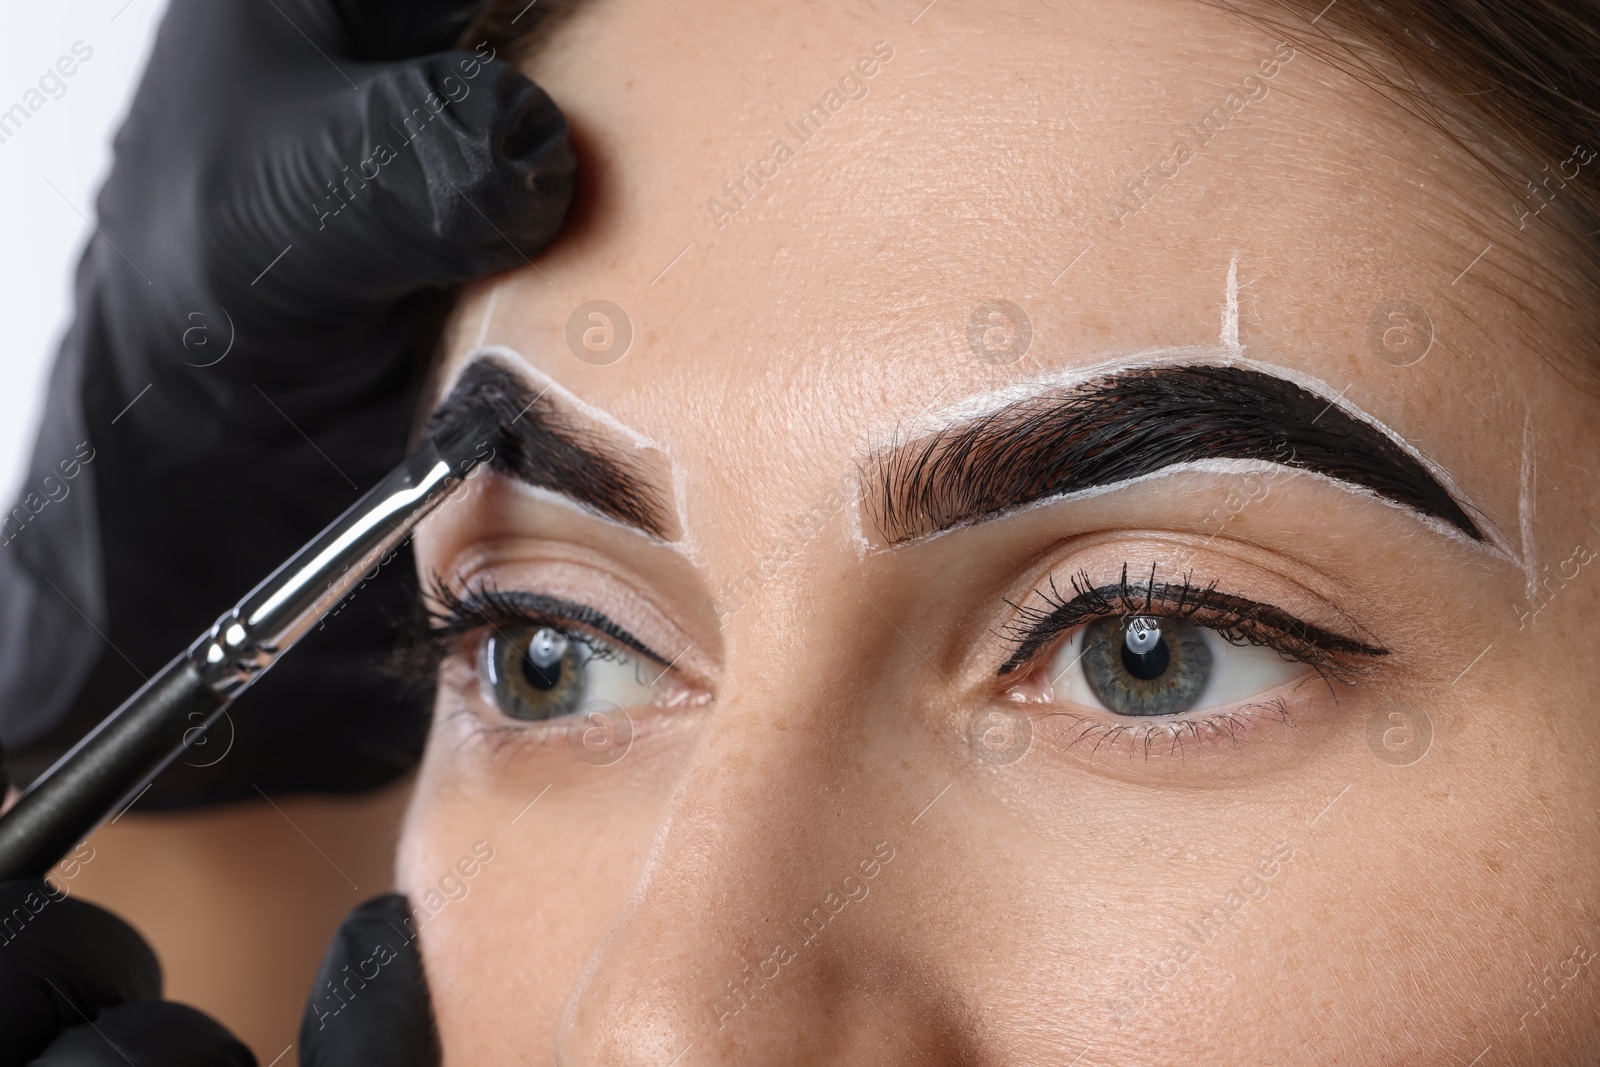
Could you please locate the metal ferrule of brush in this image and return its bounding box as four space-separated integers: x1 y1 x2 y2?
189 440 464 697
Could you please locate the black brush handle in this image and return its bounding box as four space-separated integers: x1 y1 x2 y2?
0 655 226 880
0 438 479 881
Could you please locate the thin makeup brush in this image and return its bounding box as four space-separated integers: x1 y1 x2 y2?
0 405 505 882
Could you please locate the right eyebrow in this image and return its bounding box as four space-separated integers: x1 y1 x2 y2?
424 357 675 539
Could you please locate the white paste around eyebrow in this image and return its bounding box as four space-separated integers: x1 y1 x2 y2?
452 344 665 451
1222 252 1241 355
861 346 1520 570
1518 411 1537 599
445 344 700 561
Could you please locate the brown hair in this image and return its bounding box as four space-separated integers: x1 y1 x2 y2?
1238 0 1600 314
1253 2 1600 212
458 0 594 67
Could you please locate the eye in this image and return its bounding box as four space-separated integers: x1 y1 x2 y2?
480 623 665 722
1047 614 1308 717
994 566 1390 752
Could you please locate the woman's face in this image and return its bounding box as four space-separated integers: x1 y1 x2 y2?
396 0 1600 1062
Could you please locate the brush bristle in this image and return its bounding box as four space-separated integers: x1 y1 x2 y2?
424 359 533 473
429 404 504 472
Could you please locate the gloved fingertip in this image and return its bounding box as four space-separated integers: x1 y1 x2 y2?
244 51 576 302
0 878 162 1066
300 894 441 1067
382 53 577 264
31 1000 256 1067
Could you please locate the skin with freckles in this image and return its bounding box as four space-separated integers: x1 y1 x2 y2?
396 0 1600 1063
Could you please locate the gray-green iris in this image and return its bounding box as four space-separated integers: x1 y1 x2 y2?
483 625 593 720
1081 615 1213 716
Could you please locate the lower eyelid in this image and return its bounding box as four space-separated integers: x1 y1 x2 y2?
1029 696 1302 762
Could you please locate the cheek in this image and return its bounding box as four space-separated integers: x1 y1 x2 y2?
400 794 564 1059
396 735 668 1060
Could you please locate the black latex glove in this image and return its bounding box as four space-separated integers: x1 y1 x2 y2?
0 1 573 805
299 895 440 1066
0 878 256 1066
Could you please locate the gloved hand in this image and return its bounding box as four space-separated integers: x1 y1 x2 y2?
299 895 440 1067
0 878 256 1066
0 0 574 805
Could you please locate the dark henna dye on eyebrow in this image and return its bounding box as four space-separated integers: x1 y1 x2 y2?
424 357 673 539
870 364 1484 544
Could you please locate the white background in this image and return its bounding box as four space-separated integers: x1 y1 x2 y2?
0 0 165 501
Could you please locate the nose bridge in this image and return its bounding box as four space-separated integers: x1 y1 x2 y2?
554 664 965 1066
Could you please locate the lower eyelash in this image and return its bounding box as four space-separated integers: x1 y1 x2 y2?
1034 696 1299 761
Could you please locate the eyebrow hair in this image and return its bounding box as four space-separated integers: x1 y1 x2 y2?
423 357 673 539
869 364 1485 545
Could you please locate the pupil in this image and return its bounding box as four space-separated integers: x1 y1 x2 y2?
521 653 562 691
521 628 567 691
1121 620 1170 681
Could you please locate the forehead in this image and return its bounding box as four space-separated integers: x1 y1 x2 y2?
446 0 1525 531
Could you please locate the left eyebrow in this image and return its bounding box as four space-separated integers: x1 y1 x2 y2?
867 364 1484 544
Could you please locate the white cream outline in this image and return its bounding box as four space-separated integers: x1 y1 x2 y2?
1519 411 1538 599
1222 253 1241 355
440 344 698 559
855 254 1523 575
471 282 501 351
843 475 870 559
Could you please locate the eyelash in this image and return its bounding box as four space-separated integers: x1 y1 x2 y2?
999 562 1388 684
398 570 666 687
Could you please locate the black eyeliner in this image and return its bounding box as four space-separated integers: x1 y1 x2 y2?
997 563 1388 677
